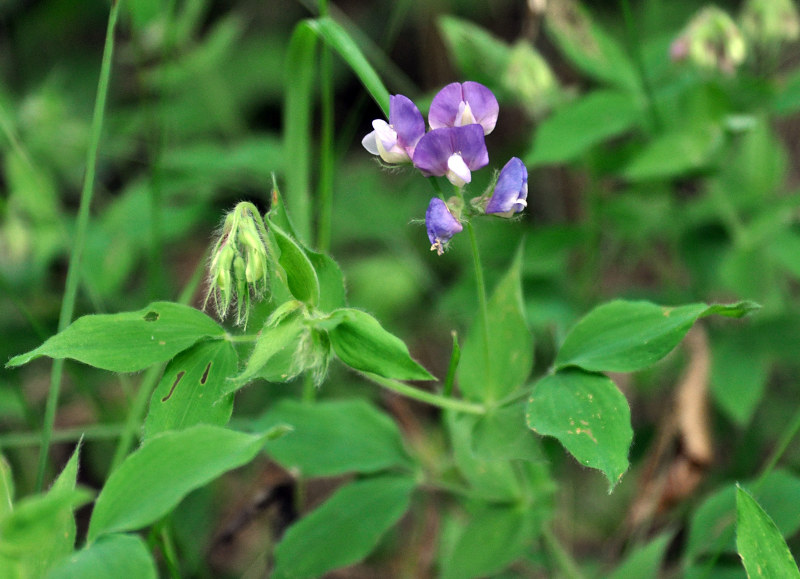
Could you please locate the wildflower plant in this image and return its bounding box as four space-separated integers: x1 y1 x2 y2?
7 1 800 578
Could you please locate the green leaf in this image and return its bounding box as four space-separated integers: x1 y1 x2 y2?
47 533 157 579
250 399 412 477
144 340 238 438
471 401 544 463
544 2 638 91
6 302 225 372
44 443 83 570
283 21 317 243
437 16 511 87
527 90 641 166
458 248 533 403
527 369 632 490
710 333 768 426
555 300 759 373
87 424 276 542
0 455 13 522
447 412 523 502
323 308 435 381
228 308 306 389
305 247 347 311
308 17 390 115
688 470 800 559
737 486 800 578
607 533 672 579
0 488 93 577
623 125 722 181
772 67 800 117
272 475 415 579
271 223 320 306
441 504 540 579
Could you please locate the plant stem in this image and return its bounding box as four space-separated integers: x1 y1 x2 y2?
317 0 334 253
36 0 121 492
542 526 586 579
442 331 460 397
465 221 492 390
753 403 800 491
361 372 486 415
0 423 125 448
619 0 662 131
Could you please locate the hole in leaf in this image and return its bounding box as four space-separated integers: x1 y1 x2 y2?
162 371 185 402
143 311 160 322
200 362 212 385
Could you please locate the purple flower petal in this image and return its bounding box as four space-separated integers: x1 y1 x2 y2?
486 157 528 216
413 125 489 186
389 95 425 156
426 197 463 255
428 81 499 135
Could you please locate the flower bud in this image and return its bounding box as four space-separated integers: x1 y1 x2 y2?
672 7 746 74
741 0 800 47
425 197 463 256
204 202 272 327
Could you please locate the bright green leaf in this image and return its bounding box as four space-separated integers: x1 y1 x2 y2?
527 369 632 490
737 486 800 578
527 90 641 166
544 2 638 91
710 333 769 426
0 488 93 577
555 300 759 373
623 125 722 181
271 224 320 306
472 401 544 463
607 533 672 579
228 309 306 389
47 533 157 579
0 455 13 522
87 424 277 542
6 302 225 372
324 308 435 381
144 340 238 438
272 476 415 579
458 248 533 403
305 247 347 311
441 504 540 579
250 398 412 476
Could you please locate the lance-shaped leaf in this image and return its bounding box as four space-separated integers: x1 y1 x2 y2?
527 369 632 491
458 247 532 403
251 399 412 476
555 300 759 373
321 308 434 381
144 340 238 438
272 476 415 579
271 224 320 306
87 424 286 542
47 533 157 579
6 302 225 372
737 485 800 578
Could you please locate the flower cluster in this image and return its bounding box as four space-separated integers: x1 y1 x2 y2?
363 81 528 255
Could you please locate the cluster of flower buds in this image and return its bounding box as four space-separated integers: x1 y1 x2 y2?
205 202 271 327
363 81 528 255
670 6 746 74
741 0 800 48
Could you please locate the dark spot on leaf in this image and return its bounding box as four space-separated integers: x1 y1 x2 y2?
162 371 185 402
200 362 212 385
144 311 160 322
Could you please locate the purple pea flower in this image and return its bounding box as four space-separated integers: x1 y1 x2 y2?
362 95 426 164
413 124 489 187
426 198 463 255
486 157 528 217
429 81 499 135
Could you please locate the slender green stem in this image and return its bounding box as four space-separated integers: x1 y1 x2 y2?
0 423 125 449
753 403 800 491
619 0 662 131
442 331 460 397
465 221 492 391
36 0 121 492
317 41 334 253
542 526 586 579
361 372 486 415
